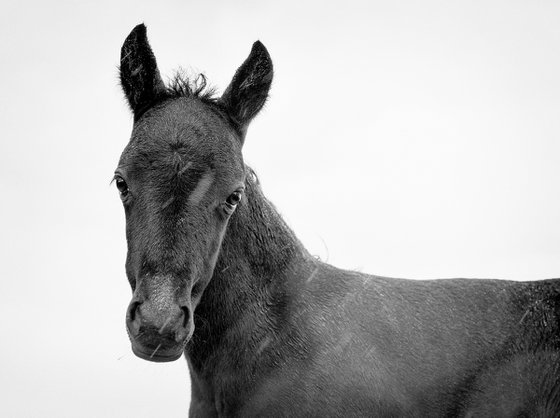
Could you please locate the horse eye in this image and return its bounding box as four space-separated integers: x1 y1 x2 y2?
225 191 242 207
115 177 129 197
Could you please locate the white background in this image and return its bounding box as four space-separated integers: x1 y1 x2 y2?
2 1 559 416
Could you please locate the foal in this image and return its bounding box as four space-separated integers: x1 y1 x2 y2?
115 24 560 417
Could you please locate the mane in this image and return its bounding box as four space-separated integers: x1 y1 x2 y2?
165 71 219 104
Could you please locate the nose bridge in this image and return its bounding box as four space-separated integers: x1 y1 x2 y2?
144 274 178 309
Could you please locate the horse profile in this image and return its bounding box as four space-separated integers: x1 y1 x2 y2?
115 24 560 417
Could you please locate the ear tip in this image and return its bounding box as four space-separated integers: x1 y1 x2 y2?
251 40 270 57
124 23 148 45
132 23 147 35
121 23 149 61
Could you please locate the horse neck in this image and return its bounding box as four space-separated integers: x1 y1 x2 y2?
187 170 312 369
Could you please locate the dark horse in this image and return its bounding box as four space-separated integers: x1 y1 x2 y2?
115 24 560 417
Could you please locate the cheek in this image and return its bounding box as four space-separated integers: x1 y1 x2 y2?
191 225 225 309
200 218 228 269
190 218 229 291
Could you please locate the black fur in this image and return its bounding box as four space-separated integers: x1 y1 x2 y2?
219 41 273 140
120 24 167 120
116 25 560 417
120 24 220 121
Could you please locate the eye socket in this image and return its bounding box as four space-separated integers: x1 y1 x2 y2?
115 176 129 197
225 190 242 208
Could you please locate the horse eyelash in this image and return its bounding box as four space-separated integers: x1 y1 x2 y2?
110 174 124 186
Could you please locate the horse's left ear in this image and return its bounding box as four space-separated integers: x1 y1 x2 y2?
120 24 167 120
220 41 273 142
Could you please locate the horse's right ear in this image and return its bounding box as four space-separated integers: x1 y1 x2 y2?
120 24 166 119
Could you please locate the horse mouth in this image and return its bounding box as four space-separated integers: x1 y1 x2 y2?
126 317 190 363
131 343 184 363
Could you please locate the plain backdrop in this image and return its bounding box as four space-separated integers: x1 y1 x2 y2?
1 0 559 416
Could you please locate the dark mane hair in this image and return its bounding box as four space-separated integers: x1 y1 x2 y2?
166 71 218 104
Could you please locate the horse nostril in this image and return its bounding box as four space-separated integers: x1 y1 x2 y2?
181 306 190 328
128 301 142 322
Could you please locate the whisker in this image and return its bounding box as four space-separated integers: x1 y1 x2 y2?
150 344 163 359
158 317 172 334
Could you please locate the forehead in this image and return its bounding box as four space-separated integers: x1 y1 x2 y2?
119 98 244 179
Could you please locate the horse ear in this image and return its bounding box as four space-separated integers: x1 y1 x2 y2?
220 41 273 141
120 24 167 120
